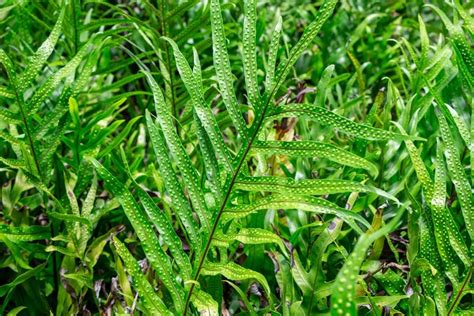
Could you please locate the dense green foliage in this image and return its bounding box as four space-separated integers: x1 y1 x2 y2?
0 0 472 315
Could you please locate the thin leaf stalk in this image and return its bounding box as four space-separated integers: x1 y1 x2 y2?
183 69 284 315
13 87 42 179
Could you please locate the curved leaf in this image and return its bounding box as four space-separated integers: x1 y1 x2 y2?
142 70 211 232
0 224 50 242
201 261 271 303
436 109 473 242
18 6 65 92
213 228 287 254
252 140 378 176
269 104 421 141
236 176 398 203
145 111 202 250
92 159 185 311
210 0 248 140
223 194 370 233
113 237 172 315
330 208 405 315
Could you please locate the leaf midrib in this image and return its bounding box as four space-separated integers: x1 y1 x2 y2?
182 34 302 312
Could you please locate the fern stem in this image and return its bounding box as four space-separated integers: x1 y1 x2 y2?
183 126 256 315
183 77 286 315
13 88 42 178
447 265 472 315
183 2 329 307
50 223 59 309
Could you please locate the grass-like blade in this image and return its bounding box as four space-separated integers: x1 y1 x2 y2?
0 262 46 297
314 65 335 106
97 116 141 159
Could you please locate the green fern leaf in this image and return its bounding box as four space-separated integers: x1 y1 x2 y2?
0 157 25 169
436 108 473 243
142 70 211 232
235 176 398 203
213 228 287 254
252 140 378 176
201 261 271 303
18 6 65 92
92 159 185 312
330 208 405 315
194 111 223 197
445 104 470 147
264 13 282 92
271 0 338 94
210 0 249 140
191 288 219 316
0 86 14 99
0 224 50 242
223 194 369 233
242 0 260 110
27 38 95 114
269 104 420 141
0 107 21 124
145 111 202 250
112 237 173 315
164 37 233 174
0 130 21 146
135 185 193 279
431 143 470 283
394 123 433 197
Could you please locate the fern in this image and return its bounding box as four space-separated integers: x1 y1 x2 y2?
90 0 424 314
0 12 99 184
1 0 472 314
